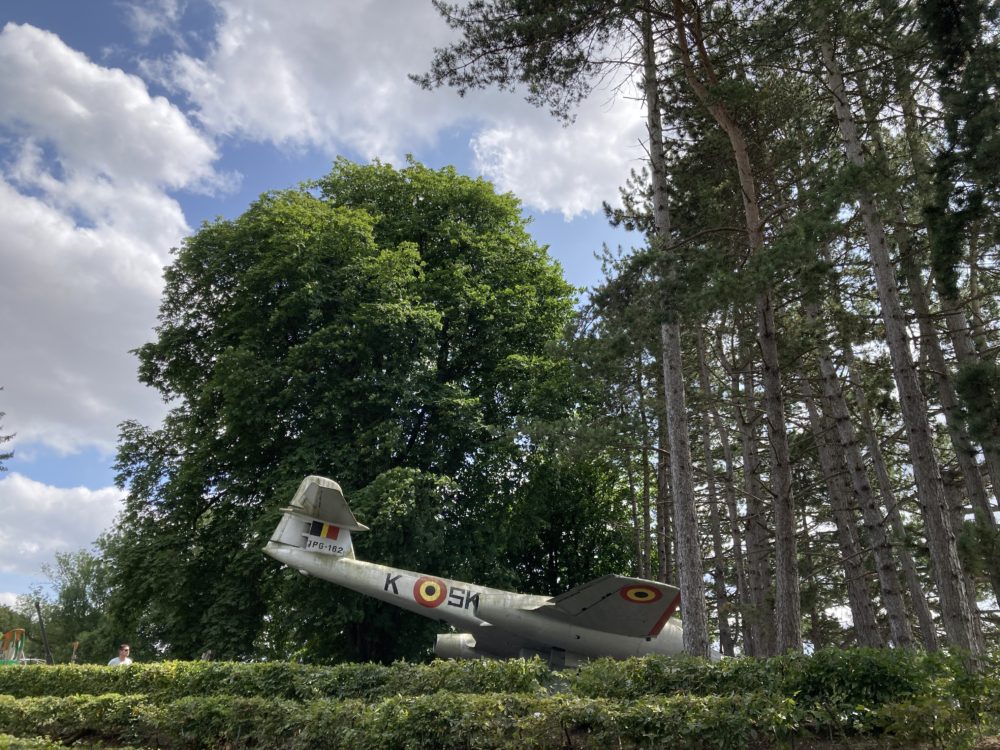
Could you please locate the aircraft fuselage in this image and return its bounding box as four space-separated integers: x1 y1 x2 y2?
264 476 698 665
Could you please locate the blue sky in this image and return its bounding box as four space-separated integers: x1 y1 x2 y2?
0 1 647 605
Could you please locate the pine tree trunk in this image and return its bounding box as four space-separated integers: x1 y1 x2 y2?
657 435 674 583
624 438 645 578
738 361 776 656
897 70 1000 505
901 245 1000 601
845 348 940 650
707 332 750 651
943 303 1000 500
712 393 749 604
823 41 980 657
698 329 735 656
756 291 801 654
804 301 913 647
635 363 654 579
656 373 672 584
643 9 708 655
800 377 884 648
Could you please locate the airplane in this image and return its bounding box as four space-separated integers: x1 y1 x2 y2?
264 476 715 667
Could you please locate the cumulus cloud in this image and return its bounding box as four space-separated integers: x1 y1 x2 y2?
150 0 642 218
471 94 646 220
0 474 123 577
0 23 225 191
0 179 168 452
0 22 228 452
151 0 460 157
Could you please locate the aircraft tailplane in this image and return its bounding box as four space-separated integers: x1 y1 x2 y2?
268 476 368 561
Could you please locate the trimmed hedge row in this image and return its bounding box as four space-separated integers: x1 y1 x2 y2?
1 650 996 748
571 647 976 703
0 690 955 749
2 648 987 711
0 658 550 701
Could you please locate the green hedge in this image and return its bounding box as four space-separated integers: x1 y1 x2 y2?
3 648 970 706
0 658 550 701
571 647 974 704
1 689 992 749
1 650 996 748
0 691 818 749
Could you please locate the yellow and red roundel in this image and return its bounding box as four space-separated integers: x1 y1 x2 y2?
619 584 663 604
413 576 448 608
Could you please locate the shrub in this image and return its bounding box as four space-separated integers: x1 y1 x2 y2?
0 658 550 702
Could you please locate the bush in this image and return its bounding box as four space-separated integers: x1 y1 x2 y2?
0 658 550 701
0 691 802 749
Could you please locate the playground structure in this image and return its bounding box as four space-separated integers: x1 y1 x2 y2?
1 628 25 664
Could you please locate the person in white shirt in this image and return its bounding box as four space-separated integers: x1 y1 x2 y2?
107 643 132 666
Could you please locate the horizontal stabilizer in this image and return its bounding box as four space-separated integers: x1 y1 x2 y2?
538 575 681 638
283 476 368 531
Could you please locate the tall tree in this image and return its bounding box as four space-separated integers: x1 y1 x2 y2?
668 0 802 653
642 8 710 656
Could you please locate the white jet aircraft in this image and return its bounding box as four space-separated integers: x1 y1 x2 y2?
264 476 707 667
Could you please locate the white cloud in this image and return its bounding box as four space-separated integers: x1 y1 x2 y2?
0 592 16 608
0 23 225 191
0 474 123 577
0 179 168 452
153 0 460 157
471 94 646 220
151 0 642 218
0 22 228 452
125 0 186 47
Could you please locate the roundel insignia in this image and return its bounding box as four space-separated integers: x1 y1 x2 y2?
619 585 663 603
413 576 448 608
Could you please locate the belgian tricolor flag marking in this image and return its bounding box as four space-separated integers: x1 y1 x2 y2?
309 521 340 540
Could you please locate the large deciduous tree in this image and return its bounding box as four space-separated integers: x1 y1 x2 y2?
108 159 576 662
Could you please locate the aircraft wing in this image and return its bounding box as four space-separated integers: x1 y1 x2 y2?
533 575 681 638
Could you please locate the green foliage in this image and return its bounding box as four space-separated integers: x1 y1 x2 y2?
0 607 31 644
572 648 953 705
417 1 634 121
919 0 1000 295
0 657 551 701
956 360 1000 453
39 550 115 665
0 735 81 749
502 451 635 596
0 691 804 750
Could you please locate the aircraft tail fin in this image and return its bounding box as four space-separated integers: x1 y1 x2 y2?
268 476 368 560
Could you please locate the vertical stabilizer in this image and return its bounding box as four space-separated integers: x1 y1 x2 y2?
268 476 368 560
